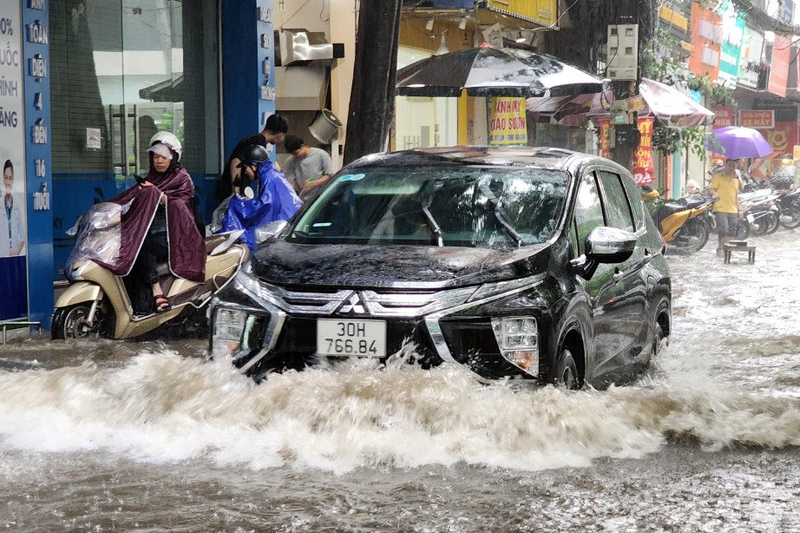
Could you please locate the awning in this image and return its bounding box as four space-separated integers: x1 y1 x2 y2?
639 78 714 128
139 75 183 102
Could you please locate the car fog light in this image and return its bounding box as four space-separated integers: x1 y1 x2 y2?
212 308 248 358
492 317 539 376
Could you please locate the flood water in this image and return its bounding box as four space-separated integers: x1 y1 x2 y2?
1 232 799 532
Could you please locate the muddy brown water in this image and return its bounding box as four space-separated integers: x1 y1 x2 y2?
1 231 799 532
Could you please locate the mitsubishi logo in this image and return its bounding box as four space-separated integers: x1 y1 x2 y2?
337 291 367 315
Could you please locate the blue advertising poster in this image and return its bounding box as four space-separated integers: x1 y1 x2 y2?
0 0 29 321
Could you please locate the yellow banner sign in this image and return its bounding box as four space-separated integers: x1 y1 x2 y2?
489 97 528 145
486 0 556 26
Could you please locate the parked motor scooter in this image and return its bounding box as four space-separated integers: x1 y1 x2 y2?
739 190 781 236
52 202 249 339
642 187 714 254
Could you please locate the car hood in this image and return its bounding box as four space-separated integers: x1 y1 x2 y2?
251 241 551 289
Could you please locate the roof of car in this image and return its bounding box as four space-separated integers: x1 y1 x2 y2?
347 146 623 173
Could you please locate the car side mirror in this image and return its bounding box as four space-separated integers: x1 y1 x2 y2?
255 220 289 244
570 226 637 279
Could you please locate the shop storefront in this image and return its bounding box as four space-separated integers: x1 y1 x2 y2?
1 0 276 329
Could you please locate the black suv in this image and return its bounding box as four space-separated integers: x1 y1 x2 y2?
209 147 671 389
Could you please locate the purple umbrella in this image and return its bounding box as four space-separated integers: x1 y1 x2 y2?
706 126 774 159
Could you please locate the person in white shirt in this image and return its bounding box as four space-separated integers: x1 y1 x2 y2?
1 160 25 257
283 135 333 201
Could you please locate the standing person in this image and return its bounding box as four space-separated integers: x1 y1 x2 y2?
283 134 333 201
709 158 742 258
216 114 289 201
2 160 25 257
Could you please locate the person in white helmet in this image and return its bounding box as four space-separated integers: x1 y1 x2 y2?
97 131 206 315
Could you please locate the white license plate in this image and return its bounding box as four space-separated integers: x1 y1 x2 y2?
317 319 387 357
746 213 755 223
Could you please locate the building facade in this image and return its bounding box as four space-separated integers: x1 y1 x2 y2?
0 0 359 329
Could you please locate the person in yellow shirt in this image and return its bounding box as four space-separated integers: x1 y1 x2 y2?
709 158 742 257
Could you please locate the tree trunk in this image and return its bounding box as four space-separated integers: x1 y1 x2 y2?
343 0 402 165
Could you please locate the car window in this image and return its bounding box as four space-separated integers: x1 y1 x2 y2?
597 170 635 232
288 166 569 248
619 171 646 229
573 172 605 255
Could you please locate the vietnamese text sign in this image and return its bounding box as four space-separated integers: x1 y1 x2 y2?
489 97 527 145
739 109 774 129
689 4 721 79
713 106 735 128
599 118 611 159
632 117 655 186
0 0 28 320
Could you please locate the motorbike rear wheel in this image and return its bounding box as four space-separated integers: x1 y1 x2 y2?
751 212 778 236
51 303 96 340
780 202 800 230
734 219 750 240
674 218 709 254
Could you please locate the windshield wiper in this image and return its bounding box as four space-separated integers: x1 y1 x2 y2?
421 206 445 247
478 183 523 247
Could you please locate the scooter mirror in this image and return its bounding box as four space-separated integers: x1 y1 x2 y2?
256 220 289 244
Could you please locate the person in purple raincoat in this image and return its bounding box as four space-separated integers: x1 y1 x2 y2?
98 132 206 313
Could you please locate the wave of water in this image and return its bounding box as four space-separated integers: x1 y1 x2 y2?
1 342 797 474
1 232 798 475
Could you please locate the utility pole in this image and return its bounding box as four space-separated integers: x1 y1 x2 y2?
609 0 640 171
343 1 403 165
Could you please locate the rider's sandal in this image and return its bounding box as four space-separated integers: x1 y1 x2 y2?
154 294 171 313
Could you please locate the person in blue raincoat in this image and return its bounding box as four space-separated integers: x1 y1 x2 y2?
220 144 301 249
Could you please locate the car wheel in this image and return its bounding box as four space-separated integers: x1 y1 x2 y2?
554 348 580 390
653 322 665 357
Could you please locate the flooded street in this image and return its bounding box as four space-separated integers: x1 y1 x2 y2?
1 232 799 532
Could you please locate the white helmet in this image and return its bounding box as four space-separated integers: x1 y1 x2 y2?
149 131 183 162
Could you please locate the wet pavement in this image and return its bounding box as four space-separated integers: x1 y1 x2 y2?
1 230 799 532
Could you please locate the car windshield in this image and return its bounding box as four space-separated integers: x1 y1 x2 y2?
288 165 569 247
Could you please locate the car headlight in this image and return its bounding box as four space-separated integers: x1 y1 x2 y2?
491 316 539 375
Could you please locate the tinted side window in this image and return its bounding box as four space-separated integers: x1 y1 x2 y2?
574 172 605 255
619 171 646 229
597 171 635 232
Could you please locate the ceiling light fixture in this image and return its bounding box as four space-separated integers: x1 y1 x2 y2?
434 33 450 56
425 17 434 31
516 31 526 43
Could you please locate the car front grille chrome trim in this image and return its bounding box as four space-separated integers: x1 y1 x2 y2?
237 308 286 375
256 283 478 318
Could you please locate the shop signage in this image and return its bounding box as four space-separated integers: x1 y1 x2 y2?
0 0 28 320
632 117 655 186
485 0 556 27
28 0 45 10
599 118 611 159
739 109 774 129
766 121 798 153
488 97 527 146
737 27 763 90
712 106 735 128
717 1 744 89
768 34 791 97
689 4 721 79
